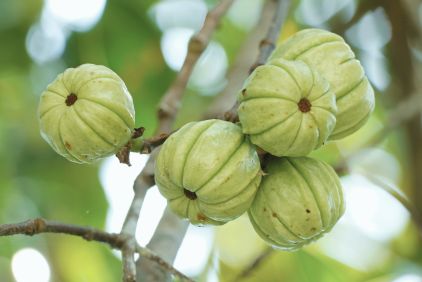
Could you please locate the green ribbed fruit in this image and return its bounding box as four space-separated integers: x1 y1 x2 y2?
248 156 344 250
38 64 135 164
237 59 336 157
270 28 375 139
155 119 262 226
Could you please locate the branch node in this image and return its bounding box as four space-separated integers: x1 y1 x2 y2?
189 35 206 54
82 231 95 242
224 110 239 122
120 1 238 281
259 38 276 49
249 62 264 74
29 218 46 235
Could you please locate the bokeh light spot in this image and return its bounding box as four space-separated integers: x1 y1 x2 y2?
227 0 264 31
25 21 66 64
99 154 148 233
45 0 107 32
346 8 392 51
161 27 195 71
174 225 214 276
11 248 51 282
136 186 167 246
189 41 228 95
343 174 409 242
151 0 207 32
393 274 422 282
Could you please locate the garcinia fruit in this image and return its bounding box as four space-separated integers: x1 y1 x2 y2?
248 156 344 250
38 64 135 164
270 28 375 140
237 59 337 157
155 119 262 226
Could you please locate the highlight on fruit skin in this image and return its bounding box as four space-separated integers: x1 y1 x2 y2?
237 59 337 157
248 156 344 251
270 28 375 140
155 119 262 226
38 64 135 164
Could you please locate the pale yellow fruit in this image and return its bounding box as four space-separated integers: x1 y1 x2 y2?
270 28 375 139
38 64 135 163
237 59 337 157
249 156 344 250
155 119 262 226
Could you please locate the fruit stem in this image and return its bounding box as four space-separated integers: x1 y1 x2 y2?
130 138 145 153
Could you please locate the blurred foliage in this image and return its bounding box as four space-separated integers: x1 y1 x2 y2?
0 0 422 281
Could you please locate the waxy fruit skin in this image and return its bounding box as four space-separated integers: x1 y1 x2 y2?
270 28 375 140
38 64 135 164
155 119 262 226
237 59 337 157
248 156 344 251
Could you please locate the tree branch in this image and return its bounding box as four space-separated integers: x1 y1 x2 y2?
136 245 194 282
156 0 236 134
252 0 291 72
119 1 236 281
0 218 192 282
0 218 124 248
223 0 291 122
136 206 189 282
1 1 293 281
205 0 280 118
120 152 156 282
139 2 291 281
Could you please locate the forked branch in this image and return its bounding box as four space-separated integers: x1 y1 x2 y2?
120 0 236 281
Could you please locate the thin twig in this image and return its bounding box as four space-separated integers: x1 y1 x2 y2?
364 92 422 147
252 0 291 72
332 92 422 235
235 247 274 281
132 2 290 280
205 0 280 118
335 92 422 171
137 245 194 282
0 218 191 282
136 206 189 282
223 0 291 122
0 218 124 248
120 153 156 282
119 1 235 281
138 133 170 154
141 2 290 281
156 0 236 134
361 173 422 237
333 164 422 240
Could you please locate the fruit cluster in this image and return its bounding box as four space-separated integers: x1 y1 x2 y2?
37 29 375 251
155 29 374 250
